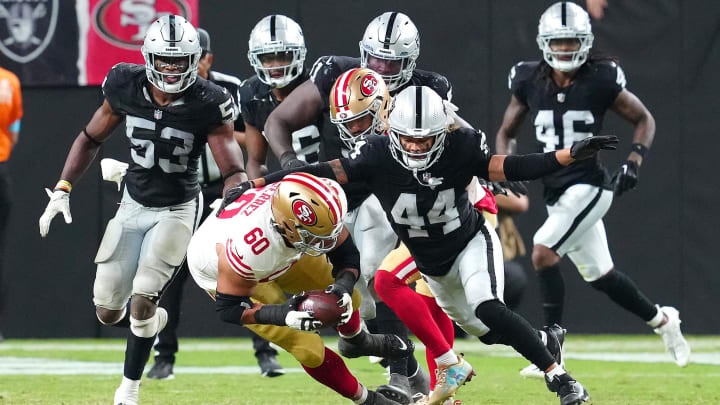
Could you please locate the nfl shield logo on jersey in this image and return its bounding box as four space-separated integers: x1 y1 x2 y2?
154 109 163 120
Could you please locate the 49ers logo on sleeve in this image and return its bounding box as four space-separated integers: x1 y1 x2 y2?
292 199 317 226
360 74 378 97
92 0 191 49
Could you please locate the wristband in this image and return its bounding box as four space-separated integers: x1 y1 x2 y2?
54 180 72 193
222 167 246 181
631 143 649 158
83 128 102 146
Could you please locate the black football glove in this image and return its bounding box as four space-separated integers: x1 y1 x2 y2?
613 160 639 196
487 181 529 197
280 152 308 170
215 180 254 217
570 135 619 160
325 283 353 326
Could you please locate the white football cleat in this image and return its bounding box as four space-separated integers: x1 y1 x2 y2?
113 383 139 405
519 363 545 379
654 306 691 367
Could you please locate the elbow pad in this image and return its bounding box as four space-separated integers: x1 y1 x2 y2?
503 152 563 181
215 292 253 326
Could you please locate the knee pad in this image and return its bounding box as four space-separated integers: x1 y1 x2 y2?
590 270 618 292
130 312 160 338
474 299 509 327
478 329 504 345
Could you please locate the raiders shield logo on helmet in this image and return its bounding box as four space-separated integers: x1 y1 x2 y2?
292 199 317 226
0 0 59 63
92 0 190 49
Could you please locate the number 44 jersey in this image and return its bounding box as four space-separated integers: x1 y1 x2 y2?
342 130 491 276
102 63 236 207
509 60 626 203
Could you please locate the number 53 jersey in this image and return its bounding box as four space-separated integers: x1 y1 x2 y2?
341 131 491 277
509 60 626 203
102 63 236 207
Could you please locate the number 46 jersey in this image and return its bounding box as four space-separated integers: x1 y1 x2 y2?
509 60 626 203
102 63 236 207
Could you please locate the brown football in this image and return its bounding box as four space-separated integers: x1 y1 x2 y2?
298 290 344 328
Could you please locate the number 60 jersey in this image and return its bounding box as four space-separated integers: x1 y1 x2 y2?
102 63 236 207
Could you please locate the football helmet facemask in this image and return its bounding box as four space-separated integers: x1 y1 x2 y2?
329 68 391 149
388 86 447 172
537 1 594 72
141 15 201 94
359 12 420 92
248 15 307 88
271 173 347 256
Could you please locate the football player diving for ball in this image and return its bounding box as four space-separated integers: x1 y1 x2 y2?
237 85 620 405
187 173 413 405
495 1 690 377
38 15 248 405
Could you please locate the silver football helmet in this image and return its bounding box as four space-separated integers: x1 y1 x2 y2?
248 15 307 88
359 12 420 92
141 15 201 93
388 86 447 172
537 1 594 72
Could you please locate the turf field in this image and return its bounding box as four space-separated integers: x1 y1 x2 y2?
0 335 718 404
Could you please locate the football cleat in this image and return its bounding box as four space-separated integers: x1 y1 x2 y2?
520 324 566 379
654 306 691 367
426 355 474 405
113 384 139 405
363 389 403 405
412 393 462 405
377 373 413 404
256 351 286 377
147 358 174 380
408 364 430 397
546 373 589 405
338 331 414 359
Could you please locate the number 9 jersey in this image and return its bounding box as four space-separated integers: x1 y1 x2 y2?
102 63 236 207
509 59 626 203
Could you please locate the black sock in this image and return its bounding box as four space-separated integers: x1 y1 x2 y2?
537 264 565 326
406 354 419 377
590 269 658 322
475 300 555 371
374 302 409 376
123 331 156 380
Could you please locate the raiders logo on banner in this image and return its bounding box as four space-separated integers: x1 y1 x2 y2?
0 0 59 63
92 0 191 50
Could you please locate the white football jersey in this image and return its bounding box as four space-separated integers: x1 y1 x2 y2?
212 184 302 282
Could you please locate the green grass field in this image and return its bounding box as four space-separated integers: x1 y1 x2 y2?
1 335 719 404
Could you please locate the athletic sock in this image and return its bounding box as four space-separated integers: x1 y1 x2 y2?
302 347 360 399
336 310 362 338
373 302 409 375
419 293 455 389
123 331 156 380
590 269 658 322
537 264 565 326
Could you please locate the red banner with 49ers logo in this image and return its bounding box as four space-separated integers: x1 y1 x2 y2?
85 0 198 85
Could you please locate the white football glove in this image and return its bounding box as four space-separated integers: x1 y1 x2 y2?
100 158 129 191
336 293 353 326
39 188 72 237
443 99 461 129
285 310 323 331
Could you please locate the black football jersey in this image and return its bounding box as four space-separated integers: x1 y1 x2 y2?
509 60 625 203
208 70 245 133
102 63 235 207
239 72 320 164
309 55 453 211
340 129 491 276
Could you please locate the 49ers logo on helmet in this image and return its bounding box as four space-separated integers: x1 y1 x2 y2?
360 74 378 97
292 200 317 226
92 0 191 50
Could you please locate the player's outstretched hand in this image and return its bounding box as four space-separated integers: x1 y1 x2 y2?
570 135 619 160
39 188 72 237
325 284 353 326
216 181 255 217
613 160 639 196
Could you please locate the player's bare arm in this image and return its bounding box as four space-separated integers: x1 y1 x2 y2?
264 79 324 167
611 88 656 166
207 121 248 193
495 94 529 155
59 99 123 184
244 121 269 179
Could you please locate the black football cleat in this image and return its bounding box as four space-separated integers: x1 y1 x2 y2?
362 390 403 405
546 373 589 405
377 373 413 404
256 351 285 377
408 364 430 397
544 324 566 367
146 359 174 380
338 330 414 359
